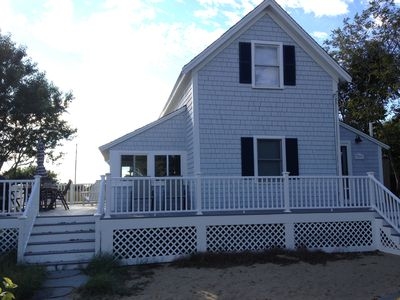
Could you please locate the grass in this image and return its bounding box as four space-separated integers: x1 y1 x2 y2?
0 251 46 300
76 253 134 299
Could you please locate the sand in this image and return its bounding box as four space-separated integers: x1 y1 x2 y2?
120 252 400 300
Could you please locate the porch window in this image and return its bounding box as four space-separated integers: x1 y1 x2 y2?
257 139 282 176
121 155 147 177
155 155 181 177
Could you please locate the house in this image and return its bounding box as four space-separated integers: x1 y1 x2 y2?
99 0 387 184
1 0 399 269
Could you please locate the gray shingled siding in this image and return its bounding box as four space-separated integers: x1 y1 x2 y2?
340 126 381 177
197 14 337 176
110 109 188 152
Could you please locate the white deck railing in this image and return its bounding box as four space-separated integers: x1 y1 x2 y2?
369 174 400 234
17 176 41 262
0 179 35 216
100 174 379 216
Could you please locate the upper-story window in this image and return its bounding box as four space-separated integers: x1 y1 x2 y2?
239 41 296 87
252 42 283 88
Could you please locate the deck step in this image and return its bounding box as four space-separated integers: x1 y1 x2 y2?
24 215 96 269
26 239 95 252
24 249 95 264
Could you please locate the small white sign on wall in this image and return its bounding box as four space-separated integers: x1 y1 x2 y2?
354 153 364 160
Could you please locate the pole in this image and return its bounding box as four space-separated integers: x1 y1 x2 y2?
74 143 77 184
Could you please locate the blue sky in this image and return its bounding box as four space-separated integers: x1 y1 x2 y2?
0 0 396 183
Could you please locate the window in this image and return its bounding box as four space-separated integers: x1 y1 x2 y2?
257 139 282 176
121 155 147 177
155 155 181 177
239 42 296 87
241 137 299 176
253 43 282 88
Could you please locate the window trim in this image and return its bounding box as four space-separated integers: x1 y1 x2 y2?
251 41 284 89
253 136 286 176
115 151 187 177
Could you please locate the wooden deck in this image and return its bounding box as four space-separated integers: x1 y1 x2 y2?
38 203 97 216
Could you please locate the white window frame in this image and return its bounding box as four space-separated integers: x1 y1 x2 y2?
251 41 283 89
113 151 187 178
253 136 286 176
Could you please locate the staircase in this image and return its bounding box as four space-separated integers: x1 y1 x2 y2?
24 215 96 270
375 216 400 255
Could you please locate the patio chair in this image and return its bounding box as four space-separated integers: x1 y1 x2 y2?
45 180 71 210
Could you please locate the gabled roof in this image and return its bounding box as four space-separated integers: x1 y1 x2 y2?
99 106 187 161
160 0 352 117
340 122 390 150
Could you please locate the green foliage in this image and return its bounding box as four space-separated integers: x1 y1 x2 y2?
0 251 46 300
78 254 130 299
0 277 17 300
2 165 58 181
324 0 400 131
0 31 77 175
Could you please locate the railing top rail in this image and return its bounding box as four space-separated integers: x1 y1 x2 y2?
109 175 369 180
370 175 400 203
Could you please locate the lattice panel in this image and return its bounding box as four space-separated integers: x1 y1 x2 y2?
380 229 400 251
0 228 18 253
206 223 286 252
294 221 373 249
113 226 197 259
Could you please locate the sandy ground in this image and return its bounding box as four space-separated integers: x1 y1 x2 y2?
119 252 400 300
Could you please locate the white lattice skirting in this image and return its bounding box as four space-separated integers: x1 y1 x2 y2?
0 228 19 253
98 212 382 265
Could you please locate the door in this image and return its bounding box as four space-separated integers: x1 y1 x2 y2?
341 144 351 200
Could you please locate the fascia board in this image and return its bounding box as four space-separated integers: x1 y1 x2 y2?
339 122 390 150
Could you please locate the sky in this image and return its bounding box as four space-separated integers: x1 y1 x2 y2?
0 0 397 183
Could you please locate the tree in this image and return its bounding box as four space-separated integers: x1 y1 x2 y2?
0 32 77 175
324 0 400 132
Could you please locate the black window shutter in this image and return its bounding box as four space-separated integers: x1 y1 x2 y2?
241 137 254 176
283 45 296 86
239 42 252 84
285 138 299 175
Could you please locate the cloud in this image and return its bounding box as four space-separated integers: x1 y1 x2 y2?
277 0 353 17
312 31 329 40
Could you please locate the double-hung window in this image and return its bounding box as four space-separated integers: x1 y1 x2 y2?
239 41 296 87
256 139 283 176
252 42 283 88
241 137 299 176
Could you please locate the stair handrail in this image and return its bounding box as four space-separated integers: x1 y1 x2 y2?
95 174 106 216
17 175 41 263
369 174 400 234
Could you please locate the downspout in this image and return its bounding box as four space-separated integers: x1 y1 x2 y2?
192 72 201 176
333 81 342 176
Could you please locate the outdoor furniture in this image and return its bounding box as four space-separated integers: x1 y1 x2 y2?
81 180 100 205
40 180 71 210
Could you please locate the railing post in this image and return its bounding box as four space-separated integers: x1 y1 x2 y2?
196 174 202 215
367 172 376 210
283 172 291 212
105 173 111 218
